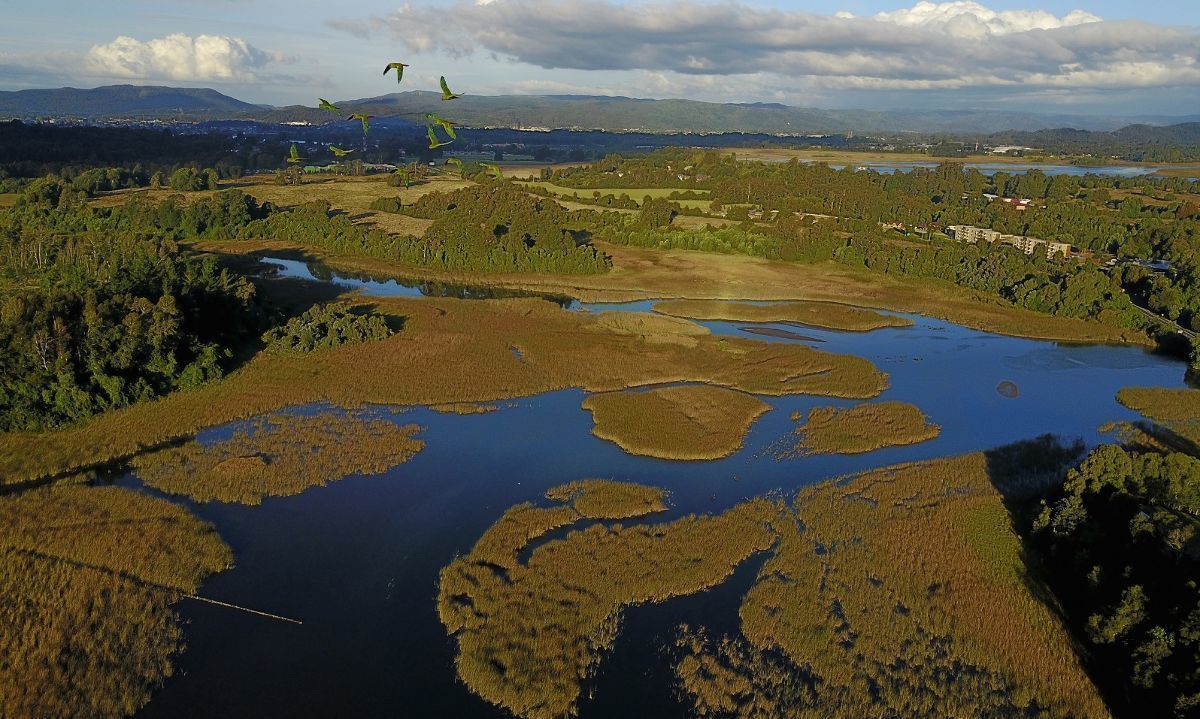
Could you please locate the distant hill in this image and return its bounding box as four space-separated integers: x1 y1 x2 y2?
0 85 262 119
0 84 1196 137
283 91 1173 135
985 123 1200 160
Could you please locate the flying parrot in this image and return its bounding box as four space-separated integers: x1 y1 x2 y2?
427 125 453 149
480 163 503 179
439 76 462 101
286 144 305 164
328 145 355 157
347 113 374 135
318 98 340 113
424 113 458 140
383 62 410 83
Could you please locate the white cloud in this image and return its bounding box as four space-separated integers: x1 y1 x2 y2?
86 33 273 82
873 2 1100 35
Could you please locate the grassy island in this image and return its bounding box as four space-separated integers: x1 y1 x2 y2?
582 385 771 460
790 401 941 455
131 412 424 505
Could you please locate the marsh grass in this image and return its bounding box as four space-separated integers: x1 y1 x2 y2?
130 411 423 505
676 453 1109 719
438 482 782 719
3 297 885 485
654 299 913 332
790 401 940 455
582 386 771 460
1117 387 1200 446
0 484 231 719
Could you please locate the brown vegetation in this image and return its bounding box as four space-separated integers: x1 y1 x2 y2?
582 385 771 460
131 412 423 505
0 484 231 719
654 298 913 331
437 482 782 719
2 296 886 486
1117 387 1200 445
790 401 940 455
676 452 1110 719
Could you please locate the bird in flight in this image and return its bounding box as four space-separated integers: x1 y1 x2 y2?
347 113 374 135
424 113 458 140
427 126 453 149
328 145 355 157
480 163 503 179
318 98 340 113
445 157 463 168
286 144 305 164
383 62 410 83
439 76 462 101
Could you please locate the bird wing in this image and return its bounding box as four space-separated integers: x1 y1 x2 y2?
440 76 459 99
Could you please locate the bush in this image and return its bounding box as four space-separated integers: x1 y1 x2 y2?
261 302 394 353
369 196 404 213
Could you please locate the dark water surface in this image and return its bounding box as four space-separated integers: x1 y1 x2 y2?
131 262 1187 719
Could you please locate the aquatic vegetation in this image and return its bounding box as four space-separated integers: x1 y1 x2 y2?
261 302 393 353
582 385 771 460
789 400 940 455
131 411 423 504
676 452 1110 719
653 298 913 331
428 402 499 414
997 380 1021 398
437 483 782 719
1118 387 1200 446
2 297 886 485
0 484 231 719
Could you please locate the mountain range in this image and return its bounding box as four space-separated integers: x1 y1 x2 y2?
1 84 1198 136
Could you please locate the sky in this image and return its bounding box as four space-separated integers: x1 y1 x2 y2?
1 0 1198 116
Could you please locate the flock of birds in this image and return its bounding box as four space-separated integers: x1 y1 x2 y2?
288 64 500 179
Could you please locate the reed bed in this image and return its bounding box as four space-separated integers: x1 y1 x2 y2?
1117 387 1200 445
0 484 231 719
582 386 770 460
2 297 886 486
130 412 423 505
438 482 782 719
790 400 940 455
676 453 1109 719
654 299 913 332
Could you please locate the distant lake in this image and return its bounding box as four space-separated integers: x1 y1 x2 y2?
130 262 1187 719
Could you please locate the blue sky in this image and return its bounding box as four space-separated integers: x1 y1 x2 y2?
2 1 1198 115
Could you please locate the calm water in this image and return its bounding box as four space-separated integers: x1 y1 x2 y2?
130 262 1187 719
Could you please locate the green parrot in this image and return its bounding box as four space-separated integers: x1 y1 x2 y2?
347 113 374 135
439 76 462 101
383 62 410 83
328 145 355 157
427 125 453 149
318 98 340 113
424 113 458 140
286 144 305 164
480 163 502 179
445 157 463 168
